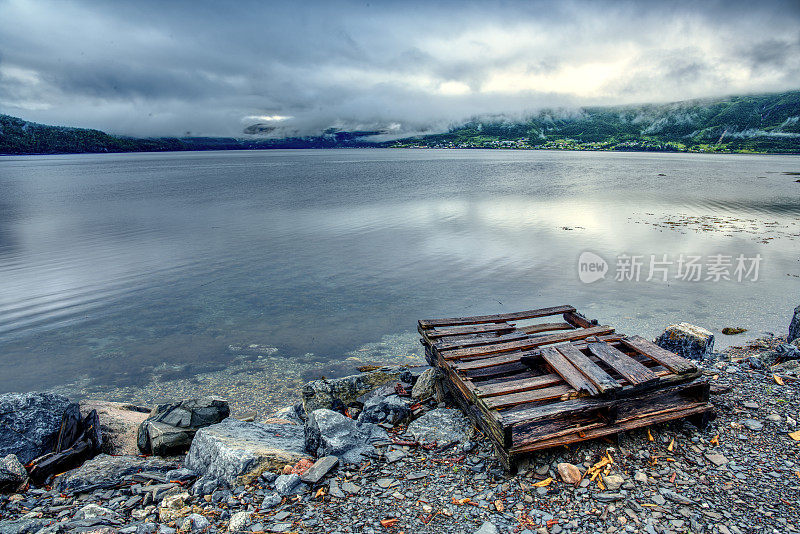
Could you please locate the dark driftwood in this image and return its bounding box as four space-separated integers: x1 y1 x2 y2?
28 409 103 485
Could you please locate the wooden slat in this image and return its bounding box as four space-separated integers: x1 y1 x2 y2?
484 385 574 410
423 322 516 338
510 403 712 454
557 344 621 394
475 374 563 398
540 347 599 396
463 362 529 379
419 305 575 328
454 352 526 371
620 335 697 375
563 311 593 328
442 325 615 360
501 379 702 427
517 322 574 334
587 341 659 386
434 331 530 351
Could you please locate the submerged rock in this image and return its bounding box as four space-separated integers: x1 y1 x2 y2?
137 397 229 456
304 409 387 464
185 418 310 488
301 367 412 415
56 454 179 493
407 408 472 444
0 392 71 464
656 323 714 360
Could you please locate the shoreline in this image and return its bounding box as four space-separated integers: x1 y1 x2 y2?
1 319 799 533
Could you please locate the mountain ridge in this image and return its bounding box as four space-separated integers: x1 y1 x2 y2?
1 90 799 155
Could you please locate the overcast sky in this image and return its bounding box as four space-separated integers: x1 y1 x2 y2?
1 0 799 137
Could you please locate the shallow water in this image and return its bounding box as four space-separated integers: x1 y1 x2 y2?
0 149 798 403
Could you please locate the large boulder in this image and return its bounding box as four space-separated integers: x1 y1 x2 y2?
80 400 150 455
656 323 714 360
138 397 229 456
304 409 387 464
0 392 71 464
790 305 800 343
406 408 472 444
55 454 179 493
185 418 310 488
301 367 412 415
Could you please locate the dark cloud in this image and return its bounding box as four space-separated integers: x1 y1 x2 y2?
0 0 798 137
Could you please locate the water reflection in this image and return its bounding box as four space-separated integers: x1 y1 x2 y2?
0 149 798 397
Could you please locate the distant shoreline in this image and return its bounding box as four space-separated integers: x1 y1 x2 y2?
3 145 800 157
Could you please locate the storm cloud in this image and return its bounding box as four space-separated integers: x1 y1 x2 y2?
1 0 799 137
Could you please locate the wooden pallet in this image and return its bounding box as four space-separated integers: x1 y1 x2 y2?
418 305 712 471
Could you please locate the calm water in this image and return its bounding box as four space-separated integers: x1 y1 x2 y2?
0 149 798 396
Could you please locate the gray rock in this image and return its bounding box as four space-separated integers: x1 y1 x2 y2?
790 304 800 342
56 454 179 493
137 397 229 456
358 394 410 425
0 518 51 534
302 367 412 415
304 409 387 464
261 492 281 509
659 487 695 505
267 404 305 425
180 513 210 532
328 479 345 498
656 323 714 360
595 492 625 502
742 418 763 431
475 521 500 534
0 392 71 464
0 454 27 493
185 418 310 487
406 408 472 444
411 368 438 401
74 503 117 520
300 455 339 484
274 473 303 495
228 511 251 532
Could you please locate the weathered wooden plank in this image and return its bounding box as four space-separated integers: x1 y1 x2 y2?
423 322 516 338
510 403 712 454
563 311 593 328
557 344 621 394
454 352 526 371
517 322 574 334
434 331 530 351
587 341 659 386
484 385 574 410
442 325 615 360
475 373 563 398
540 347 599 396
501 379 704 427
463 362 529 379
620 335 697 375
419 305 575 328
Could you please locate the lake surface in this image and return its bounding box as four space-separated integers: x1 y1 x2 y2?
0 149 798 408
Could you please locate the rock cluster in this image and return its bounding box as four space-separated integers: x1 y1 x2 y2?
137 397 229 456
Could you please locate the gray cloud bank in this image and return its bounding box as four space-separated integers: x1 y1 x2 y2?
1 0 799 138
